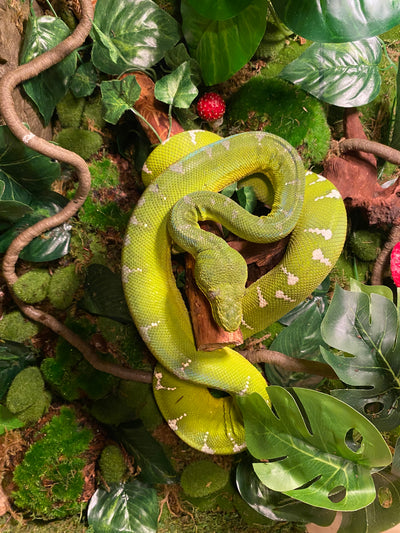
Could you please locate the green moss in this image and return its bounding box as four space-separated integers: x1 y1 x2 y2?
227 77 330 164
54 128 103 160
180 461 230 498
12 269 51 304
97 317 149 367
56 91 85 128
78 197 129 232
6 367 51 425
99 444 127 483
12 406 93 519
348 229 384 262
330 252 370 289
0 310 40 342
48 264 82 310
82 93 106 130
89 157 119 188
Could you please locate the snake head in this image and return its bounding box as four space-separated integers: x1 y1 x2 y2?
194 248 248 332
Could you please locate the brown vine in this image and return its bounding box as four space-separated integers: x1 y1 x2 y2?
0 0 151 384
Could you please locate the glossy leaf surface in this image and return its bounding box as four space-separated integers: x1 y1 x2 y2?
270 0 400 43
238 387 392 511
154 61 198 108
280 38 382 107
0 341 36 400
184 0 252 20
20 15 77 124
91 0 180 75
101 76 141 125
321 285 400 430
87 481 158 533
181 0 267 85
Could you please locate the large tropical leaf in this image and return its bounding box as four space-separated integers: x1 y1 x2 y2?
87 481 158 533
271 0 400 43
181 0 267 85
320 285 400 431
91 0 180 75
20 15 77 124
238 387 392 511
184 0 253 20
280 38 382 107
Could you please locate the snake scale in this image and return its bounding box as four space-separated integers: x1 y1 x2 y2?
122 130 347 454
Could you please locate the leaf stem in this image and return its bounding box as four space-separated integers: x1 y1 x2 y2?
131 108 163 145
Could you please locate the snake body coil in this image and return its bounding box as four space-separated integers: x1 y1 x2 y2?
122 130 347 454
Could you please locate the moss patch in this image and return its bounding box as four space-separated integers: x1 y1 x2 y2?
6 367 51 425
0 310 39 342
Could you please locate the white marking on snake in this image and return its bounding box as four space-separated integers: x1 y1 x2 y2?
130 215 148 228
201 432 215 454
179 358 192 374
312 248 332 267
227 433 246 453
148 182 167 200
121 265 142 283
232 209 238 220
238 376 251 396
168 413 187 431
241 318 254 330
189 131 197 144
139 321 161 342
183 195 195 205
222 140 230 150
22 132 35 144
308 174 326 185
124 234 131 246
169 161 185 174
305 228 333 240
281 266 299 285
257 286 268 308
255 132 266 142
285 180 298 186
314 189 341 201
205 146 213 157
275 290 296 302
137 197 145 207
142 162 152 174
154 371 177 391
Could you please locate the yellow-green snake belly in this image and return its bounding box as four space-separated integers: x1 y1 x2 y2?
122 130 347 454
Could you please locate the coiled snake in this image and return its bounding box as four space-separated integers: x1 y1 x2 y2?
122 130 347 454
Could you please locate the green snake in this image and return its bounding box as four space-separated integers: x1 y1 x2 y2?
122 130 347 454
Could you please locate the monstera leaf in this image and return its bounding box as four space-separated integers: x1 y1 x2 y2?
91 0 180 75
280 37 382 107
181 0 267 85
270 0 400 43
320 285 400 431
238 387 392 511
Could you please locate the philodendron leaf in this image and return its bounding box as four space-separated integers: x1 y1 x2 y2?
91 0 180 75
154 62 198 108
271 0 400 43
280 38 382 107
236 460 335 525
0 125 60 193
184 0 253 20
238 387 392 511
87 481 158 533
100 77 141 125
20 15 77 124
0 171 34 224
181 0 267 85
320 285 400 430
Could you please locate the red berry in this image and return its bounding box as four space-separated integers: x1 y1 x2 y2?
196 92 226 122
391 241 400 287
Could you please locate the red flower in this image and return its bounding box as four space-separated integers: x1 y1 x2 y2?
196 92 226 122
390 241 400 287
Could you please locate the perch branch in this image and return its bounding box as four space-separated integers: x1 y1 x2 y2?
371 224 400 285
0 0 152 384
338 138 400 164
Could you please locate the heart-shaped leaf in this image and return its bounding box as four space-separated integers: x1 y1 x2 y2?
91 0 180 76
270 0 400 43
154 61 198 108
238 387 392 511
70 62 98 98
87 481 158 533
280 38 382 107
20 15 77 124
321 285 400 430
181 0 267 85
100 76 141 125
0 341 37 400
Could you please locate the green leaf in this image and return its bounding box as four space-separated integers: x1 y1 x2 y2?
270 0 400 43
154 62 198 108
101 77 141 125
238 387 392 511
91 0 180 76
280 38 382 107
70 62 98 98
20 15 77 124
320 285 400 430
181 0 267 85
0 341 37 400
266 304 329 388
184 0 253 20
0 125 61 193
164 44 203 86
279 277 330 325
0 171 34 223
236 460 335 525
236 186 257 213
0 405 24 435
87 481 158 533
112 422 177 485
350 278 394 301
79 264 132 323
